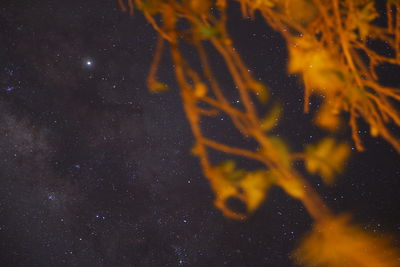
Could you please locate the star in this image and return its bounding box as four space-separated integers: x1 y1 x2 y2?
84 59 93 67
47 193 56 200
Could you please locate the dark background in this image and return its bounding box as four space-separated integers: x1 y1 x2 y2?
0 1 399 266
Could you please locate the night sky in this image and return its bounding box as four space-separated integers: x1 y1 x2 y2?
1 1 399 266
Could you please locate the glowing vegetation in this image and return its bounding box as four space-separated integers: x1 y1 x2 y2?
255 0 400 152
305 138 350 185
293 215 399 267
117 0 400 266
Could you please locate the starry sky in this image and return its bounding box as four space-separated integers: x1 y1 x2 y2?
0 0 399 266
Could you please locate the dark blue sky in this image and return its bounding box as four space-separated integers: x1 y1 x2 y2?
0 1 399 266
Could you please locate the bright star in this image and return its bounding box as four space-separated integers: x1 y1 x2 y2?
84 58 94 68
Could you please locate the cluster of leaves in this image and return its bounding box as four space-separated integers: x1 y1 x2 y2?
242 0 400 152
210 160 273 219
208 135 351 219
117 0 400 266
305 138 350 185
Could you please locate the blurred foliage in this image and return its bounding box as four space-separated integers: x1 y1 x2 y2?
293 215 400 267
117 0 400 266
210 160 274 219
305 138 350 185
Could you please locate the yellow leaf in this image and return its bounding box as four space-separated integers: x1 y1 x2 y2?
277 176 304 199
148 80 169 93
209 165 273 218
293 215 400 267
288 37 313 73
239 171 272 212
210 170 237 201
314 102 342 132
353 2 379 39
305 138 350 184
260 104 281 131
288 37 346 93
215 160 236 173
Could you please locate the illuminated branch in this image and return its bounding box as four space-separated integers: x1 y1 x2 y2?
117 1 400 265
